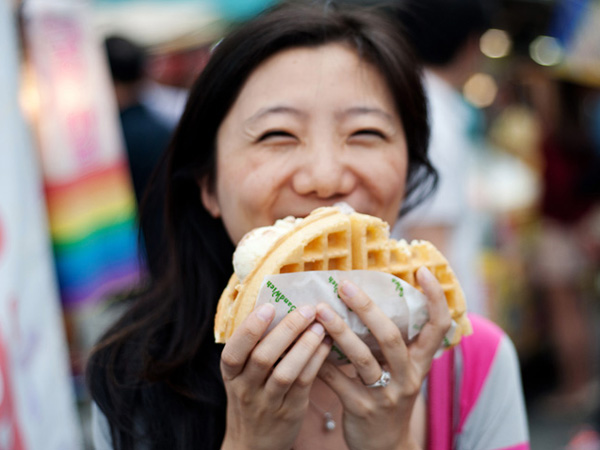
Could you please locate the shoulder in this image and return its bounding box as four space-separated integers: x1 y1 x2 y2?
453 314 530 449
455 313 518 407
458 314 507 365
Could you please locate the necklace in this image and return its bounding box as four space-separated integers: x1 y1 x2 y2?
309 399 337 432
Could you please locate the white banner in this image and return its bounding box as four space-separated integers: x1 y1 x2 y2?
0 1 83 449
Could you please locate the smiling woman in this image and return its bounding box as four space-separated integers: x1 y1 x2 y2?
86 1 529 450
202 43 409 243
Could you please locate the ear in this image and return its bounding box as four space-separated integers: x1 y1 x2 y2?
199 176 221 218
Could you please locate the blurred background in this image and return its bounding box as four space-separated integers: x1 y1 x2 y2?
1 0 599 449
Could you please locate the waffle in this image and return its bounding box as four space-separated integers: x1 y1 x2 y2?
215 206 472 345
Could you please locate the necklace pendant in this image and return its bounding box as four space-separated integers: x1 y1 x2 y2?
324 412 336 431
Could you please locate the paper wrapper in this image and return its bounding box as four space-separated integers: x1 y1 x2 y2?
255 270 457 364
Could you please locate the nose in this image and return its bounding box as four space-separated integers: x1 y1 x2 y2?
292 146 356 199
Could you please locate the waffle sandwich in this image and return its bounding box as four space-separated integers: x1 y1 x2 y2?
215 206 472 345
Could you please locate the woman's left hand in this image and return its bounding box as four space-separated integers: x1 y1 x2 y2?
315 266 452 450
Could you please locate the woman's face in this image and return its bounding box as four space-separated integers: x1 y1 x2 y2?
202 43 408 244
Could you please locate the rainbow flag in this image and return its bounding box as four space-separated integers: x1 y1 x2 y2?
25 2 141 310
45 163 141 308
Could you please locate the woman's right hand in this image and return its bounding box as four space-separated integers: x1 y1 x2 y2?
220 303 332 450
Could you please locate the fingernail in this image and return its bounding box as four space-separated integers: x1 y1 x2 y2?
417 266 435 283
340 280 358 299
256 303 275 321
309 322 324 336
317 305 335 322
299 304 315 319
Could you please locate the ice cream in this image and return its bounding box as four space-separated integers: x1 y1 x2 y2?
233 216 303 282
232 203 357 281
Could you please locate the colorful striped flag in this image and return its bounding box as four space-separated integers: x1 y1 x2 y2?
24 1 142 310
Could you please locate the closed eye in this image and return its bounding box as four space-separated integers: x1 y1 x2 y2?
351 129 386 139
257 130 297 142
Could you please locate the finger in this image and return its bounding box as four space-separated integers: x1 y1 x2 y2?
315 303 382 386
264 322 327 397
317 361 365 411
285 335 334 403
244 304 317 382
221 303 276 380
409 267 452 367
338 280 408 372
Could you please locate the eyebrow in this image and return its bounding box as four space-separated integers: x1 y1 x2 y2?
245 105 307 125
244 105 395 127
336 106 395 123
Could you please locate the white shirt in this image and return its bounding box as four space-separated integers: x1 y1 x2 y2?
394 71 489 316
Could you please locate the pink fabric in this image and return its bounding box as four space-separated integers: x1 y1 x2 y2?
497 444 530 450
427 348 454 450
456 314 504 433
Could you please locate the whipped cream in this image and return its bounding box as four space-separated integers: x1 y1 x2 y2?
232 203 355 281
233 216 303 281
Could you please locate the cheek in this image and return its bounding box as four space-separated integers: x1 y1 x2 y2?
215 153 279 221
367 151 408 198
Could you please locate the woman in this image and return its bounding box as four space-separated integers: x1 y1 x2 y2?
87 2 530 449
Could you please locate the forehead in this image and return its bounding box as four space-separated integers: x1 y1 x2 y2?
229 43 395 115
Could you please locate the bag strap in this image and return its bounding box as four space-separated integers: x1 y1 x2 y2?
427 349 455 450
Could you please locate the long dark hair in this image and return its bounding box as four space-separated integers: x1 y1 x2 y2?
86 2 435 449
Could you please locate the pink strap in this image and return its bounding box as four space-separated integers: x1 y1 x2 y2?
427 349 454 450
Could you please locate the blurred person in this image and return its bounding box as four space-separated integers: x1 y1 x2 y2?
140 77 188 129
105 35 173 274
390 0 495 317
86 2 530 449
530 77 600 413
105 35 173 206
140 47 203 128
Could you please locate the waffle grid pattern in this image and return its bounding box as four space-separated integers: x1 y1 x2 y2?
215 207 472 343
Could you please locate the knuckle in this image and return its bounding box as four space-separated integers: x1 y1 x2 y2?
434 313 452 332
250 348 273 371
378 393 398 411
220 350 242 373
295 335 317 354
441 315 452 332
237 324 264 348
353 296 372 314
238 388 255 406
271 368 295 388
380 327 403 348
325 315 348 336
245 321 265 338
432 283 445 298
357 398 377 418
294 373 312 389
319 364 336 384
401 373 422 397
424 283 444 302
353 352 373 370
279 315 305 336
